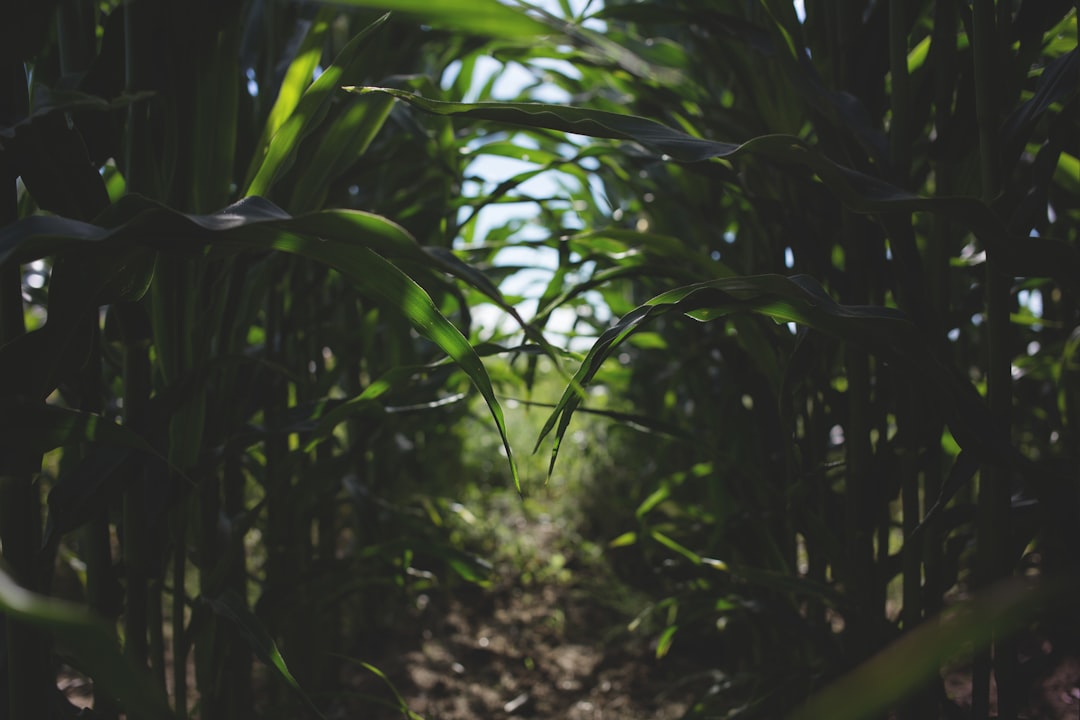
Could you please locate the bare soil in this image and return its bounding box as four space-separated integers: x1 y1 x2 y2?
333 583 707 720
331 502 719 719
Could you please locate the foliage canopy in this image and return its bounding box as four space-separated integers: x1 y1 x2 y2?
1 1 1077 719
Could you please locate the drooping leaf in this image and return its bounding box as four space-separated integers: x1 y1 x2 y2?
507 398 692 441
350 87 1080 292
347 85 744 161
0 194 522 490
533 273 1052 495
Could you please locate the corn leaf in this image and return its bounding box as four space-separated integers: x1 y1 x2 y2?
0 195 521 491
349 87 1080 293
323 0 551 38
204 590 325 719
534 273 1051 496
0 566 175 719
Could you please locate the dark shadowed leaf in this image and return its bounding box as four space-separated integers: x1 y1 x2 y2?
0 566 175 719
0 194 521 490
350 88 1080 292
204 590 326 719
0 401 160 459
1001 48 1079 159
534 274 1048 491
789 579 1060 720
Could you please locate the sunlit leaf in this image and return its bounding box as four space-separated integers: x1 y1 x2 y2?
635 485 670 520
649 529 701 564
323 0 551 38
245 14 390 198
655 624 678 659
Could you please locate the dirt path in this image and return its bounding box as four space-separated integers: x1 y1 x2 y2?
329 490 1080 720
334 496 716 719
344 585 694 719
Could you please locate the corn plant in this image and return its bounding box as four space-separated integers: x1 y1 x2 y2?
2 0 1078 718
363 1 1079 717
0 2 551 719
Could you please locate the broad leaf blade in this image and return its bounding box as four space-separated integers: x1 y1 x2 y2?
245 14 390 198
350 88 1080 292
326 0 550 38
0 566 176 719
0 196 522 491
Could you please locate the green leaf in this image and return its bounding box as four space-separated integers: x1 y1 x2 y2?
0 195 521 491
347 85 744 162
655 624 678 659
245 14 390 198
0 565 175 719
506 397 691 440
649 529 701 565
337 657 424 719
288 91 396 212
272 235 520 491
350 88 1080 293
635 486 670 520
534 273 1052 497
788 579 1058 720
324 0 551 38
204 590 325 719
258 9 334 153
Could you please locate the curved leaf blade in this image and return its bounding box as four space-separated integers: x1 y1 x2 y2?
0 566 176 719
245 13 390 198
536 274 1048 489
0 195 522 491
350 88 1080 292
326 0 550 38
